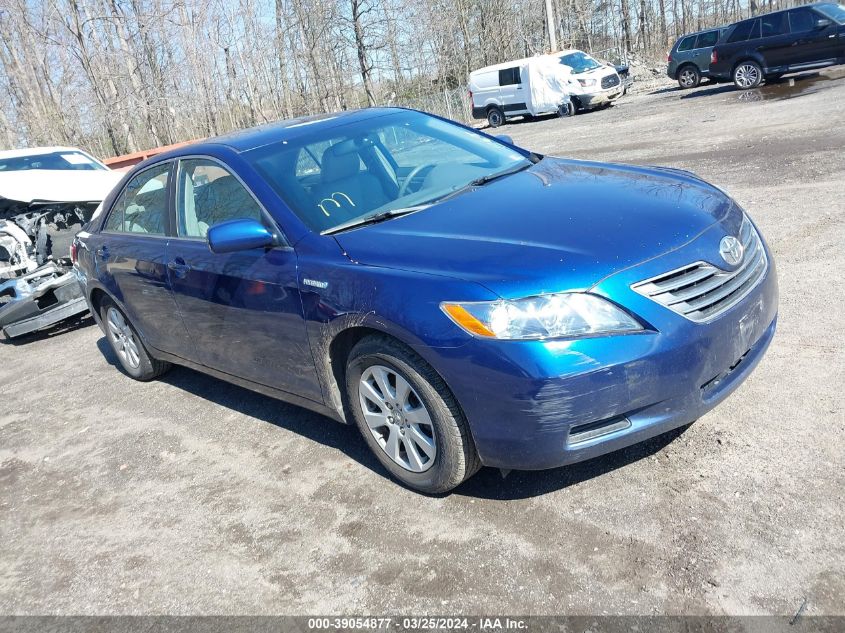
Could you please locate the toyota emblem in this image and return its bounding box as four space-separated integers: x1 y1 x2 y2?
719 235 744 266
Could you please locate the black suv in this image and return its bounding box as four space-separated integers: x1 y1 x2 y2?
710 2 845 89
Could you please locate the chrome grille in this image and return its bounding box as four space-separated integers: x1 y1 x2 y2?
601 74 620 89
631 218 767 322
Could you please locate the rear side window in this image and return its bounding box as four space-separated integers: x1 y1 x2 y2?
104 163 170 235
788 8 817 32
677 35 697 51
761 12 788 36
497 67 521 86
176 158 264 239
727 19 756 42
696 31 719 47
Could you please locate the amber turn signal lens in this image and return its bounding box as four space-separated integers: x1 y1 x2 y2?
441 304 495 337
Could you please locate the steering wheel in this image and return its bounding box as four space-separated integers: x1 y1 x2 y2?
398 163 437 197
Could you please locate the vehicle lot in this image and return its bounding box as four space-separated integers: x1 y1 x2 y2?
1 69 843 616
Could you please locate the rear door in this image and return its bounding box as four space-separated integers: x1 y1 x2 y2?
693 30 720 72
166 157 322 401
97 161 189 354
757 12 793 69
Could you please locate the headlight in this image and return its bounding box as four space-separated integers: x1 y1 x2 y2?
441 293 642 340
578 78 596 87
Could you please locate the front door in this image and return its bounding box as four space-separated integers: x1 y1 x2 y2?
166 157 322 402
787 7 838 65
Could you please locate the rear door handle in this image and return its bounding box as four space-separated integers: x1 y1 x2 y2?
167 257 191 278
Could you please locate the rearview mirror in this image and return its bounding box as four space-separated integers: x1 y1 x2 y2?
207 218 274 254
496 134 515 145
815 17 832 29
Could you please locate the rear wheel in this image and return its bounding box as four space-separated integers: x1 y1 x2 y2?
677 65 701 89
100 298 170 381
486 106 504 128
733 61 763 89
345 335 480 494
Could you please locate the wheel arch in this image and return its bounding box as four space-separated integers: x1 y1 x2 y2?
319 322 469 434
732 55 765 74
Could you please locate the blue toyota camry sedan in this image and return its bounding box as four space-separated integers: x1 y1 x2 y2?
74 108 777 493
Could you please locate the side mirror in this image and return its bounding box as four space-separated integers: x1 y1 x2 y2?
207 218 274 254
815 17 832 29
496 134 515 145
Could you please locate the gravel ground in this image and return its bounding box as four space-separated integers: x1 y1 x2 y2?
1 69 843 617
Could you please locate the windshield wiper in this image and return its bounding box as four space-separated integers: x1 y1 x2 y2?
468 160 533 187
322 205 428 235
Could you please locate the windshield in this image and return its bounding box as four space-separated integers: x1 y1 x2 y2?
0 150 106 172
559 51 602 74
816 3 845 22
245 111 530 233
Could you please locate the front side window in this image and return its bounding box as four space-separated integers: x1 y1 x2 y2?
176 159 264 239
677 35 697 51
246 111 530 233
104 163 170 235
789 7 818 31
696 31 719 48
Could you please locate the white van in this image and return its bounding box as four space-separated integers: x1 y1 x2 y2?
469 50 624 127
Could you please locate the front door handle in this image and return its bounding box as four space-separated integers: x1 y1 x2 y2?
167 257 191 278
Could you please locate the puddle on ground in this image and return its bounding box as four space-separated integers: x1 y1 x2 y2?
735 67 845 102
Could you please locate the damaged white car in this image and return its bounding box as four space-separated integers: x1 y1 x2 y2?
0 147 123 338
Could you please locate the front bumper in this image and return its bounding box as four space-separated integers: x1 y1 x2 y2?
426 230 778 471
578 87 623 108
0 264 88 338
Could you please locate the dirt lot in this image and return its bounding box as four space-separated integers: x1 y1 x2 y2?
1 69 843 617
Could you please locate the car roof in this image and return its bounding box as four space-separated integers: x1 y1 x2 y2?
148 107 407 158
676 25 727 40
470 49 589 75
733 1 831 20
0 146 94 159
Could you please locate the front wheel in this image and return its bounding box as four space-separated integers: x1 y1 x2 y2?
345 336 480 494
733 61 763 90
100 298 170 381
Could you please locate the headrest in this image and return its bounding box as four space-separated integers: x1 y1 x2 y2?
321 141 360 182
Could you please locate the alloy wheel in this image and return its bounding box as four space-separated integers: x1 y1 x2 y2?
735 64 760 89
680 69 696 88
358 365 437 473
107 307 141 369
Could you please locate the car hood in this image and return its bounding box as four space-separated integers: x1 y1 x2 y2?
0 169 124 204
333 158 738 299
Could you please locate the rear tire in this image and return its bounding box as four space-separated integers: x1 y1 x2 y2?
486 106 504 128
677 65 701 89
100 298 170 381
733 61 763 89
345 335 481 494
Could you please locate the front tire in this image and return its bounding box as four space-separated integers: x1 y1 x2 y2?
100 298 170 381
486 106 504 128
345 335 480 494
677 65 701 89
733 61 763 90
